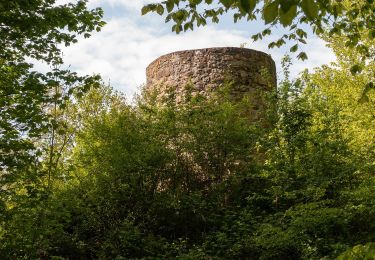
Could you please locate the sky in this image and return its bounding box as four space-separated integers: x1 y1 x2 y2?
54 0 337 98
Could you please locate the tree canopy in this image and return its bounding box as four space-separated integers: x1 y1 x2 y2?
0 0 105 64
142 0 374 63
1 58 374 257
0 0 104 184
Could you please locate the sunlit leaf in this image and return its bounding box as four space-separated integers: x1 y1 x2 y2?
279 3 297 26
263 1 279 24
301 0 318 20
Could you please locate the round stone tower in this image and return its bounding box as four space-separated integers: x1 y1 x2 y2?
146 47 276 120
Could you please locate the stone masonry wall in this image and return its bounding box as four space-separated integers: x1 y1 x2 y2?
145 47 276 121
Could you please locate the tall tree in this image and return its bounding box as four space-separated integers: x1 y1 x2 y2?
0 0 105 192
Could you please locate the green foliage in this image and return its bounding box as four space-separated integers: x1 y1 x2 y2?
0 0 105 64
142 0 375 66
0 1 105 257
0 0 104 202
337 242 375 259
2 67 374 258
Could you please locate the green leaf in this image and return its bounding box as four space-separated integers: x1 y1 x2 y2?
290 44 298 52
220 0 235 8
166 1 174 12
280 0 297 13
296 28 307 38
184 22 194 31
190 0 203 5
301 0 318 20
297 51 308 60
156 5 164 15
263 1 279 24
358 82 373 103
359 93 370 103
350 64 362 75
279 4 297 26
262 28 271 36
141 5 151 15
240 0 257 13
268 41 276 48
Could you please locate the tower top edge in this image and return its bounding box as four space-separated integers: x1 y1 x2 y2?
146 47 273 71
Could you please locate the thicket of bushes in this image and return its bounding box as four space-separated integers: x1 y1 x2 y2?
1 56 374 259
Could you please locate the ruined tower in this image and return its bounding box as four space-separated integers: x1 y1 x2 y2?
146 47 276 120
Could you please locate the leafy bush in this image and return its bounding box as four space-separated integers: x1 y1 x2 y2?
1 63 374 258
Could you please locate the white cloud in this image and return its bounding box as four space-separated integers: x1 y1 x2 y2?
61 17 253 97
87 0 154 9
56 1 336 98
55 0 152 8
